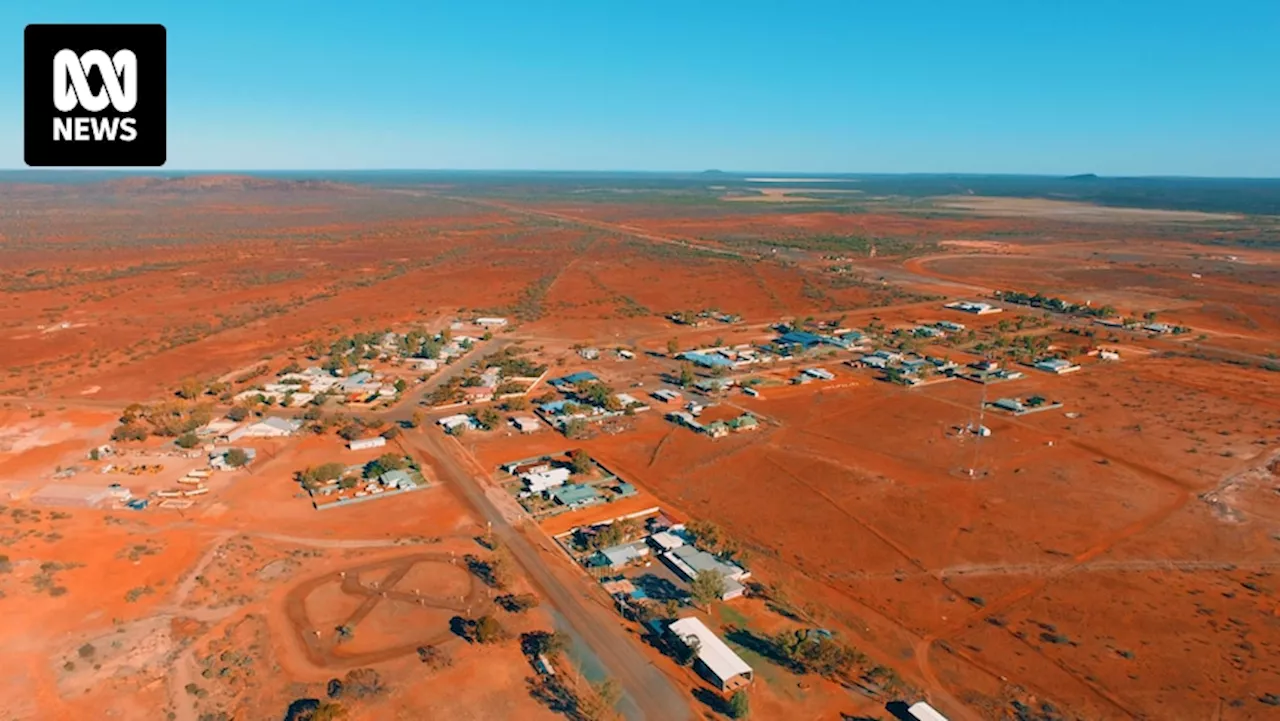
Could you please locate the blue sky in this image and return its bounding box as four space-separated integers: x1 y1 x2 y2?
3 1 1278 175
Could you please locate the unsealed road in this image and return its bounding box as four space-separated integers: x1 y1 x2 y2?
405 430 692 721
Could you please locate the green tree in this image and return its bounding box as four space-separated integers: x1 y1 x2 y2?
175 432 200 449
176 377 204 400
474 615 508 644
476 407 502 430
564 418 589 439
689 570 726 610
727 690 750 719
522 630 568 657
667 338 679 355
678 363 696 388
111 423 148 442
569 449 592 475
227 406 249 422
224 448 250 468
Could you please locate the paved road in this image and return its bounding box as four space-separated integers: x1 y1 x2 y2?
403 430 691 721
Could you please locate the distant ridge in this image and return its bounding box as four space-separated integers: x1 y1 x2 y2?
97 174 354 195
1064 173 1099 181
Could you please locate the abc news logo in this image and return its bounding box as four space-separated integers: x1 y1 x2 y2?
25 24 166 167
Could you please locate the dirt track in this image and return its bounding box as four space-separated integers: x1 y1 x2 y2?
282 552 491 668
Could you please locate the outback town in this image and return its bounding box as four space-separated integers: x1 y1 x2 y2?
0 171 1278 721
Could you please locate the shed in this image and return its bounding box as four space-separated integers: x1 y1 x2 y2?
513 417 541 433
667 617 754 692
777 331 824 349
348 436 387 451
907 701 951 721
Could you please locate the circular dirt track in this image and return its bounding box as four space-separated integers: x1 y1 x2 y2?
284 552 492 668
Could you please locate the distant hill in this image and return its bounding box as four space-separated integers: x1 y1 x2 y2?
1064 173 1099 181
97 174 354 195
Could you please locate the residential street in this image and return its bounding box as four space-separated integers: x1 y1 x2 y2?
402 430 692 721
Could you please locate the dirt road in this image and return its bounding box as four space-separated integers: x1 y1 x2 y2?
403 430 691 721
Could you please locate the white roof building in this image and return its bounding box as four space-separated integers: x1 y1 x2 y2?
907 701 951 721
475 317 509 327
227 416 302 441
437 414 477 430
667 617 754 691
348 436 387 451
524 467 572 493
513 417 541 433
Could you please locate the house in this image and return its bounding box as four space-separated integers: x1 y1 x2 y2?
525 467 572 493
728 414 758 432
1099 349 1121 361
901 358 928 373
338 371 375 393
512 417 541 433
379 469 416 490
802 367 835 381
662 545 750 599
406 358 439 373
579 347 600 360
906 701 951 721
617 349 635 360
937 320 966 332
686 402 705 416
652 389 682 403
668 411 703 431
475 317 508 328
1034 358 1081 375
666 617 754 692
508 460 552 475
348 436 387 451
549 371 599 390
197 418 240 438
993 398 1025 413
615 482 637 498
857 355 889 369
648 531 686 552
694 378 734 394
227 416 302 441
1144 322 1173 334
705 421 730 439
549 483 603 509
913 325 944 338
680 351 734 369
591 541 650 570
614 393 648 411
437 414 478 431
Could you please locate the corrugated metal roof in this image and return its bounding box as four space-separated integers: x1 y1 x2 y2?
668 617 752 686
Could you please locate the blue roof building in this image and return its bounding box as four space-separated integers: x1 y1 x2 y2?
680 352 734 368
549 371 599 388
549 483 603 509
777 331 825 349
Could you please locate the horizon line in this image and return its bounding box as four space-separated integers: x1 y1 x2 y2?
2 168 1279 181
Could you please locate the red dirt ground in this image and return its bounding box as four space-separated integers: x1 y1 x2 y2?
2 178 1279 719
